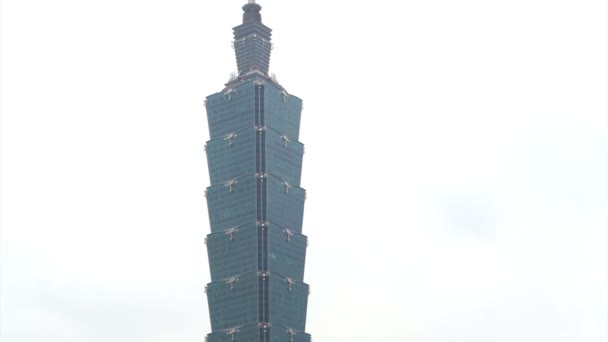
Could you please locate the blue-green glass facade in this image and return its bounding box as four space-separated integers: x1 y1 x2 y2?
204 2 310 341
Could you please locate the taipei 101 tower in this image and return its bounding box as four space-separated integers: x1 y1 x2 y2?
203 1 311 341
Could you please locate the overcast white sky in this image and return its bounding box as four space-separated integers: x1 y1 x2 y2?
1 0 607 341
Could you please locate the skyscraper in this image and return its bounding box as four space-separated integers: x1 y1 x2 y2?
203 2 310 341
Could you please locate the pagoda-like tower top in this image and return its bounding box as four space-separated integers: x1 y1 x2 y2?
233 1 273 76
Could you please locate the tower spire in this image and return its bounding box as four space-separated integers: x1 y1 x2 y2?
233 1 272 76
242 0 262 24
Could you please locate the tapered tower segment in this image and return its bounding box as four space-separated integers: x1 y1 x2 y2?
204 2 311 341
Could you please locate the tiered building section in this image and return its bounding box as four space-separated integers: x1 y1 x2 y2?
204 2 311 341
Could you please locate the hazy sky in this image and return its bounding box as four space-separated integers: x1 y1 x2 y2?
1 0 607 341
